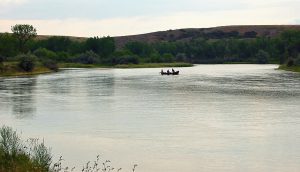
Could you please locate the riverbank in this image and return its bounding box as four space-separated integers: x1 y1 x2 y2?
113 62 193 68
59 62 193 68
278 65 300 73
0 62 193 77
0 62 53 77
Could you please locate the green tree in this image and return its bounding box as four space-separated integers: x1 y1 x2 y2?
0 55 5 72
125 41 153 57
33 48 58 60
85 36 115 57
256 50 270 64
11 24 37 53
0 33 18 57
18 54 37 72
73 51 100 64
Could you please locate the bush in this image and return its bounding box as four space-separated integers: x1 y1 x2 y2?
72 51 100 64
162 53 174 63
117 55 139 64
0 55 5 63
18 54 37 72
286 58 294 67
295 55 300 66
56 51 71 62
42 59 58 71
255 50 269 64
33 48 58 62
0 126 52 171
0 55 4 72
175 53 187 62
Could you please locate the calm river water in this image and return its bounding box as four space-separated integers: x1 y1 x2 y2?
0 65 300 172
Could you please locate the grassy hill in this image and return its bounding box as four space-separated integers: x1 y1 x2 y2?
33 25 300 48
114 25 300 48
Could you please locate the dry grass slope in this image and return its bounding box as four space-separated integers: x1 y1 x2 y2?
32 25 300 48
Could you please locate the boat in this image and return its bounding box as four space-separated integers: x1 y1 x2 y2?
160 70 179 75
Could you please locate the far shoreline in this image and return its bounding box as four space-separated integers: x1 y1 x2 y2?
2 63 299 78
0 62 193 77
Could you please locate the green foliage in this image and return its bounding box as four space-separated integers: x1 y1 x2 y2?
44 36 72 52
175 53 187 62
18 54 37 72
115 55 139 64
34 48 58 60
256 50 270 64
0 55 4 64
42 59 58 71
295 55 300 66
0 126 52 172
162 53 174 63
11 24 37 53
0 126 21 157
56 51 71 62
0 33 18 57
2 24 300 67
286 58 294 67
0 57 4 72
85 36 115 57
73 50 100 64
125 42 153 57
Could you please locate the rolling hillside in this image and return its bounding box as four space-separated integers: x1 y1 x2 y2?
33 25 300 48
114 25 300 48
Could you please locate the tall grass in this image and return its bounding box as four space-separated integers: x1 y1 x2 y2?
0 126 138 172
0 126 52 172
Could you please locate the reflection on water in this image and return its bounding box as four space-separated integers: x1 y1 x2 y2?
0 65 300 172
0 77 36 119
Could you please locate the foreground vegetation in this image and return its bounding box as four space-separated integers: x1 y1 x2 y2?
1 24 300 76
0 126 137 172
279 65 300 73
0 126 52 172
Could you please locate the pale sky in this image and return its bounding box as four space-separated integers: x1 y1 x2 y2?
0 0 299 37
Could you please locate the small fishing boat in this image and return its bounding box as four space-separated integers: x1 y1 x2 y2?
160 70 179 75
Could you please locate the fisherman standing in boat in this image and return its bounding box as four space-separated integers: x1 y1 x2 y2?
167 69 170 75
172 68 175 73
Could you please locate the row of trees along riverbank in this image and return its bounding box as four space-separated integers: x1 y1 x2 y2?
1 24 300 76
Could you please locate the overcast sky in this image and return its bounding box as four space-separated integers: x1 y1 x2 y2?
0 0 299 37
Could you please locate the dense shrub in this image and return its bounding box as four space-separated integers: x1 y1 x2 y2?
56 51 71 62
162 53 174 63
0 126 52 171
72 51 100 64
0 33 18 57
175 53 187 62
0 55 4 63
256 50 270 64
42 59 58 71
33 48 58 60
286 58 294 67
295 55 300 66
117 55 139 64
18 54 37 72
85 36 115 57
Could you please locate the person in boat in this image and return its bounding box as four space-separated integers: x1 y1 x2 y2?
172 68 175 73
167 69 170 74
161 69 164 74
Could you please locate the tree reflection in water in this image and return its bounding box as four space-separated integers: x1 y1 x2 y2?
0 77 37 119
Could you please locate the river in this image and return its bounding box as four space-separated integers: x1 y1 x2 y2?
0 64 300 172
